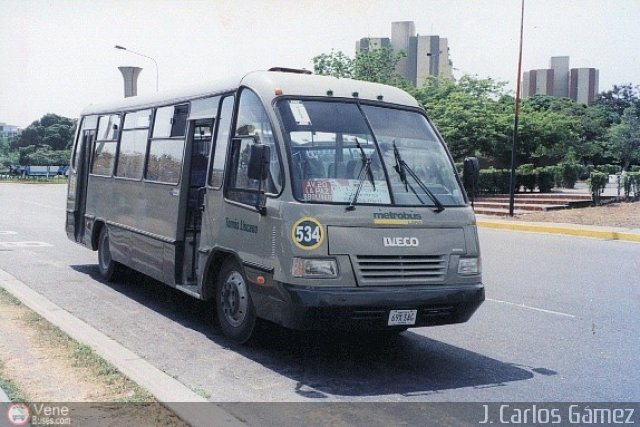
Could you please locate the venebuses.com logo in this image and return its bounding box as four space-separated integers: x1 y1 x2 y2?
6 402 71 426
6 402 30 426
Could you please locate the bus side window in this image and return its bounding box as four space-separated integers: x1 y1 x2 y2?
91 114 120 176
146 104 188 185
72 115 98 170
209 95 234 189
116 109 151 180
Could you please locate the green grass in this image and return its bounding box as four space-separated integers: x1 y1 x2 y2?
0 361 28 402
0 286 151 403
0 287 21 306
26 312 152 402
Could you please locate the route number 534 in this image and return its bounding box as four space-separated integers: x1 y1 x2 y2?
292 218 323 249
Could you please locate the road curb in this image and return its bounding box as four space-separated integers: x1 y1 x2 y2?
477 220 640 242
0 386 9 403
0 268 245 427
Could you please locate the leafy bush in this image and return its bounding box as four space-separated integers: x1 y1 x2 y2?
588 172 608 205
630 165 640 172
516 164 535 192
478 168 511 194
559 163 581 188
536 167 555 193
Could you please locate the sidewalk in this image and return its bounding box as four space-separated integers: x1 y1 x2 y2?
476 214 640 242
0 268 244 427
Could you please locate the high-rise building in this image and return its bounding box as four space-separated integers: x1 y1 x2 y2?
570 68 599 105
522 69 554 97
550 56 569 97
391 21 415 80
355 21 453 86
522 56 599 104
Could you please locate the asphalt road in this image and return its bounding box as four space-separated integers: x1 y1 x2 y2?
0 183 638 416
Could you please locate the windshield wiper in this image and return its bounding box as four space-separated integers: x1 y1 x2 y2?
393 142 445 212
346 140 375 211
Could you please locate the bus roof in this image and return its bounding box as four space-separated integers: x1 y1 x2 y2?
80 70 420 116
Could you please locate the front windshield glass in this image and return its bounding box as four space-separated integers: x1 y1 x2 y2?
276 99 464 207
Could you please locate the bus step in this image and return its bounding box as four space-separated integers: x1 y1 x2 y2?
176 283 202 299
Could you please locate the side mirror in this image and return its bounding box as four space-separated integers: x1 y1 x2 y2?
463 156 479 189
247 144 271 181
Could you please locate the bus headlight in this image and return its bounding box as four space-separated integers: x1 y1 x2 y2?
458 257 480 275
292 258 338 278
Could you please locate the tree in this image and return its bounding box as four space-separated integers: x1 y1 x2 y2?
12 113 76 150
411 76 512 161
595 83 640 125
516 102 578 165
313 42 406 86
351 46 406 86
607 105 640 170
313 50 352 78
521 95 608 165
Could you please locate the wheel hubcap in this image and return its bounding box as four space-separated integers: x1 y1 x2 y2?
221 271 248 327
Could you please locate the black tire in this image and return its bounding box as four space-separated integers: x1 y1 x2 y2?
97 226 121 282
216 259 257 344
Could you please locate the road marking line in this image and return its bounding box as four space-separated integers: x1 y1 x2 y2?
0 231 18 235
487 298 577 318
0 241 53 247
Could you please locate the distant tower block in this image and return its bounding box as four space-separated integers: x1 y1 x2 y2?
118 66 143 98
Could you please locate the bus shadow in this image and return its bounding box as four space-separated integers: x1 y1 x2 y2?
237 328 539 398
71 263 540 398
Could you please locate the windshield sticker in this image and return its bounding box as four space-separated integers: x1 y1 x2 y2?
303 180 333 201
292 217 324 250
302 179 390 204
373 211 423 225
289 100 312 126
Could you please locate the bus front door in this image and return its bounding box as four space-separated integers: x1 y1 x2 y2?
183 119 213 283
73 129 95 243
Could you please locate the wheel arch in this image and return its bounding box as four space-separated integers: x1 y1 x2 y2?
201 249 243 301
91 220 106 251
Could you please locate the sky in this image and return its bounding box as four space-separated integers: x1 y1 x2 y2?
1 0 639 128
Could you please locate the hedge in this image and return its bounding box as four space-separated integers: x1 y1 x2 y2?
588 172 608 205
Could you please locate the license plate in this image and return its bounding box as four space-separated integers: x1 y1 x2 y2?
388 309 417 326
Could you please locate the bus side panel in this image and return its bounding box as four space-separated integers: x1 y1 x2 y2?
84 177 182 285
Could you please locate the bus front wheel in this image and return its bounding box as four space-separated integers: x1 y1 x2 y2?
216 260 257 344
97 227 120 282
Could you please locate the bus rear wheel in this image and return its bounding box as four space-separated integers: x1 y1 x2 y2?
97 227 121 282
216 260 257 344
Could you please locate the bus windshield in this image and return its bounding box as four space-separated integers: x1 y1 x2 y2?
276 99 465 207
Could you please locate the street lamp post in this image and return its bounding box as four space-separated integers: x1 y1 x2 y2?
508 0 525 216
114 45 159 92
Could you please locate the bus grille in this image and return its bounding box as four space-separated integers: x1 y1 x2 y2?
354 254 448 286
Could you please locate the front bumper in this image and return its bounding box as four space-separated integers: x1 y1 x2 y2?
251 282 484 331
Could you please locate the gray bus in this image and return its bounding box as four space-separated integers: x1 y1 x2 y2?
66 69 483 343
